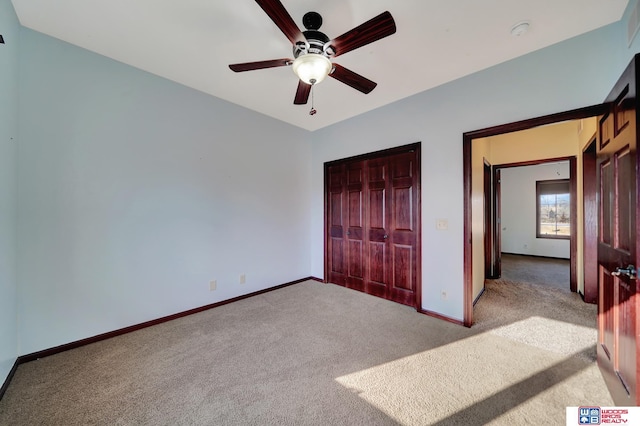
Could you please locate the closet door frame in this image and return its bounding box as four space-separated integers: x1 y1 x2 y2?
323 142 422 310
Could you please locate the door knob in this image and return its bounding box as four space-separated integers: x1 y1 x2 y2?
383 234 388 239
612 265 637 280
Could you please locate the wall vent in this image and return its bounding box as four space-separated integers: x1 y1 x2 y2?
628 0 640 46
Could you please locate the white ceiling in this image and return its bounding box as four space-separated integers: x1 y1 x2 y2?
11 0 629 131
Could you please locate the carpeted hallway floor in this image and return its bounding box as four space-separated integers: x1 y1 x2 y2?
499 253 570 291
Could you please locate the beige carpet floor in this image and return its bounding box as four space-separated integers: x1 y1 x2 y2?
0 277 611 425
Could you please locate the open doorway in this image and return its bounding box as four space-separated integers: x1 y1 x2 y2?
462 104 608 326
465 116 601 374
473 124 580 316
493 158 575 293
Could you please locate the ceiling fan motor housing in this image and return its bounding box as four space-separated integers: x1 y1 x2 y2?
294 30 333 58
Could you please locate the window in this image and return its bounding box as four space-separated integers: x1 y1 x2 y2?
536 179 570 239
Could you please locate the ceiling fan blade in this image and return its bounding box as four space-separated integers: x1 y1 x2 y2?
255 0 304 45
329 63 377 94
328 11 396 57
294 80 312 104
229 58 292 72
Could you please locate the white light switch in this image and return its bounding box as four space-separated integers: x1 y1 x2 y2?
436 219 448 230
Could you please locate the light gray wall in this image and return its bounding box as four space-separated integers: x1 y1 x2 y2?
500 163 571 259
0 0 19 386
16 28 312 355
310 21 633 321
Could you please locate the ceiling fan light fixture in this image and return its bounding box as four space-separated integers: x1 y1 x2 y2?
292 54 332 85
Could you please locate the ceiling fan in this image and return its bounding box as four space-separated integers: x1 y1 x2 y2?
229 0 396 106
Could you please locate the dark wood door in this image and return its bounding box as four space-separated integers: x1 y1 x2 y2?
325 144 420 308
484 161 492 279
327 160 371 293
583 139 598 304
346 161 365 292
597 54 640 406
493 168 502 278
386 151 418 305
365 156 389 298
327 163 346 286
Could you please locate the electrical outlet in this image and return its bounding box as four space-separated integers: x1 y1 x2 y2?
441 291 447 300
209 280 217 291
239 274 246 284
436 219 448 230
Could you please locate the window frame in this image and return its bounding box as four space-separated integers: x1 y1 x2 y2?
536 179 571 240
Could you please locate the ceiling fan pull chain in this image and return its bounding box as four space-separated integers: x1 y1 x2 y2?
309 81 317 116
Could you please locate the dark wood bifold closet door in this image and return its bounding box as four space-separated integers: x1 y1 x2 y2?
386 151 419 305
327 163 347 286
346 161 365 292
325 144 420 308
365 156 388 298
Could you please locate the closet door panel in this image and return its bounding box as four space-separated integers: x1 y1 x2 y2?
346 161 365 291
393 185 413 231
392 244 413 290
366 158 390 296
327 164 346 285
369 242 386 284
388 152 418 306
